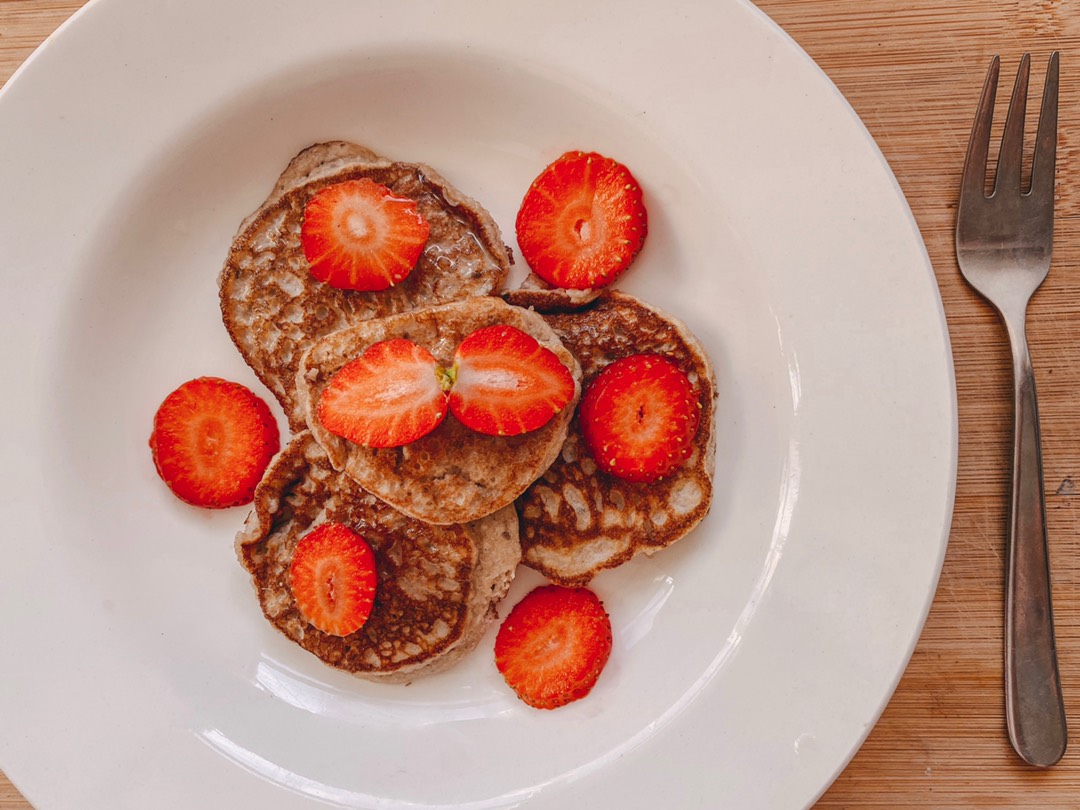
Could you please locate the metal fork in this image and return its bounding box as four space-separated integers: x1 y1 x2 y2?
956 52 1065 767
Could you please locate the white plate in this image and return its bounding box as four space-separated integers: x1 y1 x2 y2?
0 1 956 808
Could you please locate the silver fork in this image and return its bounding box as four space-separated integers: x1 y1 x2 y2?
956 52 1065 767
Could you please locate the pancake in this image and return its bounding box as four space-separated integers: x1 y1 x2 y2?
507 270 605 311
503 289 717 586
236 431 521 682
220 141 513 430
296 296 582 526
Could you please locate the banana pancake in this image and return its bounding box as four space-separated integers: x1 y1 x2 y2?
508 270 605 311
295 298 583 527
236 431 520 681
503 289 717 586
296 296 582 526
220 141 513 430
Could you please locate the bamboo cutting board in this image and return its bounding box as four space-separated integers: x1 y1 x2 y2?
4 1 1080 807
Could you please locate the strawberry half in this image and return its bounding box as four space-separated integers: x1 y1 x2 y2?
515 151 647 290
449 324 575 436
289 522 377 637
317 338 449 448
495 585 613 710
301 178 430 291
578 354 700 483
149 377 280 508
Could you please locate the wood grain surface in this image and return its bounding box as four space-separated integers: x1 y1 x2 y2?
3 1 1080 807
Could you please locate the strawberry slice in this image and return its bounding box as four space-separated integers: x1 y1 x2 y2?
317 338 449 448
515 151 647 290
289 522 377 637
578 354 700 483
494 585 613 710
301 178 430 291
449 324 575 437
149 377 280 508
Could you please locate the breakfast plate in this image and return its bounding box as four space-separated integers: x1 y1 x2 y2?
0 0 956 808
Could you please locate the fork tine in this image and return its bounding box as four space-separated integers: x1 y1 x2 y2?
961 56 1000 203
995 53 1031 194
1030 51 1060 198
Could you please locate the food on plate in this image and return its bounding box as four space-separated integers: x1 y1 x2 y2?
503 270 606 311
503 289 716 586
578 353 701 483
515 150 647 291
301 178 431 291
296 296 582 526
200 141 715 701
149 376 280 509
219 140 513 431
494 584 613 709
315 324 575 448
237 431 520 681
289 522 377 637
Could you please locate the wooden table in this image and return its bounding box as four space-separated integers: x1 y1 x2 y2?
4 0 1080 807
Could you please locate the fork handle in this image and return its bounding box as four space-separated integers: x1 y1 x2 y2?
1005 321 1067 766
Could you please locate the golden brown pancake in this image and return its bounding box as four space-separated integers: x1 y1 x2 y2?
296 296 582 526
503 289 717 586
236 431 520 681
220 141 513 430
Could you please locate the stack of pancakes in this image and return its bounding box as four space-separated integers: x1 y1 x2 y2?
222 142 717 681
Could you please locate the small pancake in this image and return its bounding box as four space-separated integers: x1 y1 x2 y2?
236 431 521 682
503 289 717 586
220 141 513 430
508 270 605 311
297 296 582 526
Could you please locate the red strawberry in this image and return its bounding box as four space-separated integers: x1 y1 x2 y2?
301 178 430 291
494 585 613 710
289 522 377 637
578 354 700 483
149 377 280 508
515 151 647 290
317 338 449 448
449 324 575 436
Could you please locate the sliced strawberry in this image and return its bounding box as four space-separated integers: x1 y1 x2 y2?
301 178 430 291
289 522 377 637
449 324 575 437
149 377 280 508
515 151 647 290
495 585 613 710
317 338 449 448
578 354 700 483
